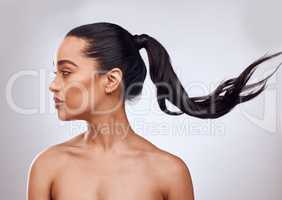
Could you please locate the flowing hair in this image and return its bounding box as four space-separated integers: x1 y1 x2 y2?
66 22 282 119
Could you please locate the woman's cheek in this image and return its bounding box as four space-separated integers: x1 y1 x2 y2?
64 79 91 113
63 72 102 115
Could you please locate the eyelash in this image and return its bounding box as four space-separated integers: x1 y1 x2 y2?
53 71 71 77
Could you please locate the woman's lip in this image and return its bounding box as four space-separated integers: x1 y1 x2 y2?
53 96 64 109
53 97 64 103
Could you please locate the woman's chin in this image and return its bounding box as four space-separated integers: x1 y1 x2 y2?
57 111 69 121
56 107 87 121
55 106 70 120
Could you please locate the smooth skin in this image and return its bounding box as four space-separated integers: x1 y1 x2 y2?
27 36 194 200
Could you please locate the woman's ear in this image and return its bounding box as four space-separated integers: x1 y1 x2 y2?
104 67 123 94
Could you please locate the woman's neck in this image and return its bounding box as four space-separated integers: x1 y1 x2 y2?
83 105 135 153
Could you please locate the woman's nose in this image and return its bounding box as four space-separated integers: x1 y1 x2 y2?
49 79 61 93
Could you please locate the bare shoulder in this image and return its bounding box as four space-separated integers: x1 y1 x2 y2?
28 143 68 178
145 147 194 200
132 134 192 174
28 133 86 181
148 148 192 177
27 143 69 199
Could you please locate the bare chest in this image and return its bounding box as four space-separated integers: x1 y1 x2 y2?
51 157 165 200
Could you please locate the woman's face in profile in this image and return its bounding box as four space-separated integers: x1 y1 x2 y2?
49 36 105 121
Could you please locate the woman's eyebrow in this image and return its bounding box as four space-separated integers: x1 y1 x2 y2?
52 59 79 67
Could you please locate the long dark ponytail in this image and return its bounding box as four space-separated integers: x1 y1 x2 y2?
136 33 282 118
66 22 282 119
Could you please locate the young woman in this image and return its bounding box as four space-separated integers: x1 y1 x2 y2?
27 22 282 200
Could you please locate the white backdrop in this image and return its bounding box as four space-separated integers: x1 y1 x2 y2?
1 0 282 199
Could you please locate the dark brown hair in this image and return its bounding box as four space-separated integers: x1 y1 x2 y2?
66 22 282 119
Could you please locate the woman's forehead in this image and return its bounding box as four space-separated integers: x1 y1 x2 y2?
57 36 87 59
54 36 100 69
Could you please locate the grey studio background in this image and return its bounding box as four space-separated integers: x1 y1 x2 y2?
1 0 282 199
